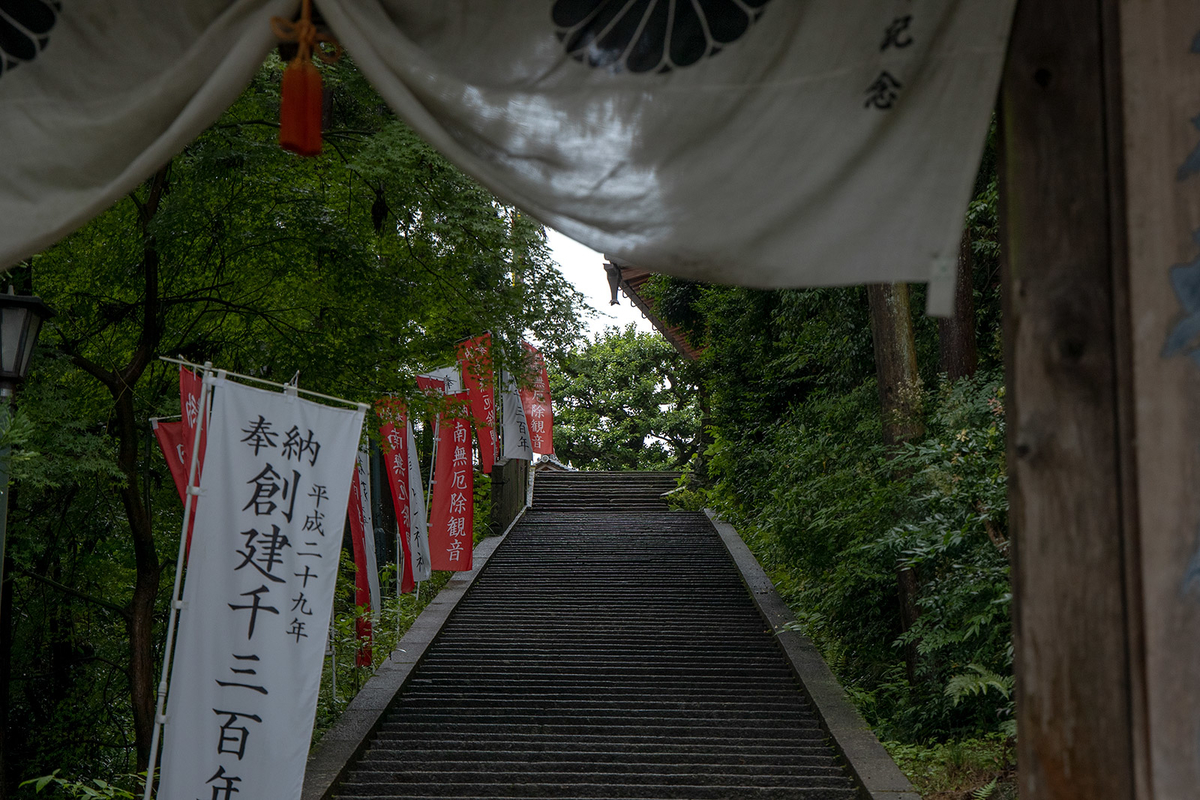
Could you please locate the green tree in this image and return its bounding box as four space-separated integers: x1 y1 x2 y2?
3 55 585 786
644 143 1009 742
549 326 699 470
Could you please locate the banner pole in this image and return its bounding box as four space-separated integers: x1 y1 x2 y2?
418 414 437 604
330 623 337 707
496 370 505 460
142 362 213 800
158 356 362 410
426 419 439 522
400 520 405 652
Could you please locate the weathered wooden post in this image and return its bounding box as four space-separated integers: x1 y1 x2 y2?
1003 0 1200 796
489 456 529 533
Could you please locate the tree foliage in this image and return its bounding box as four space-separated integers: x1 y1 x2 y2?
3 55 585 788
651 138 1009 743
547 326 699 471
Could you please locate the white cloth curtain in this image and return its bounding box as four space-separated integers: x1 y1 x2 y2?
1 0 1014 311
0 0 291 269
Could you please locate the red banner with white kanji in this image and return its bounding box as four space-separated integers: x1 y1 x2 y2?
152 418 196 561
519 342 554 455
150 366 209 560
180 366 207 479
153 419 189 504
457 333 496 474
428 395 473 571
415 375 445 394
347 451 379 667
378 403 415 594
381 412 415 594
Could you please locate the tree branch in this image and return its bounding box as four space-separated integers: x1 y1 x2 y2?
16 568 131 621
60 345 118 392
120 164 171 388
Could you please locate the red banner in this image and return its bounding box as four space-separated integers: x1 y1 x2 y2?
347 466 373 666
378 402 415 595
180 367 207 479
428 395 473 571
150 370 208 559
457 334 496 474
519 342 555 455
415 375 445 393
152 419 189 504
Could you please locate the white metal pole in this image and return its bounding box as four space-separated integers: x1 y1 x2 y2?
426 418 438 522
419 418 438 601
142 362 212 800
403 522 408 647
158 356 362 410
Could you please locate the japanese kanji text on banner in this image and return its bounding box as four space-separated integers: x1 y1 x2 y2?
519 343 554 456
158 377 365 800
499 370 533 461
428 397 474 571
379 406 431 592
348 449 381 666
404 421 432 582
457 333 496 473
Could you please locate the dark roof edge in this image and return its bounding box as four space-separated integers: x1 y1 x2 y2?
603 257 702 361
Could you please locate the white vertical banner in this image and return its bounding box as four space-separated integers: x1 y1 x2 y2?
406 421 432 583
355 449 382 616
500 370 533 461
158 377 365 800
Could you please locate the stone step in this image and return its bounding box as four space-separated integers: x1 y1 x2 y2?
329 473 861 800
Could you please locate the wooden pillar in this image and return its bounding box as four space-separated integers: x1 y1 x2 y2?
489 457 528 533
1002 1 1139 796
1113 1 1200 796
1004 0 1200 796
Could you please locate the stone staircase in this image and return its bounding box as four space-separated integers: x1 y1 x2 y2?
528 470 681 512
314 471 916 800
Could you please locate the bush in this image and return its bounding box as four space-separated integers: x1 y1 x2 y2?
704 371 1010 742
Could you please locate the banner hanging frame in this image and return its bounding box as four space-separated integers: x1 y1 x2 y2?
160 357 369 413
142 361 213 800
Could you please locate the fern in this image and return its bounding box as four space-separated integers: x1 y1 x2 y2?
945 664 1013 706
971 777 999 799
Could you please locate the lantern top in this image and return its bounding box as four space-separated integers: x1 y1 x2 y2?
0 289 55 319
0 288 54 392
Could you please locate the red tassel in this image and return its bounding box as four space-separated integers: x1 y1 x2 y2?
279 58 323 157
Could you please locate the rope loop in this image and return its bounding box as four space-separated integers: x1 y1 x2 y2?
271 0 342 65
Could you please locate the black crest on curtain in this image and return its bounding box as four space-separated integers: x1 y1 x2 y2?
552 0 771 73
0 0 60 79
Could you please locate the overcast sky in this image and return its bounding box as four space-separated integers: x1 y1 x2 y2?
544 228 655 340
